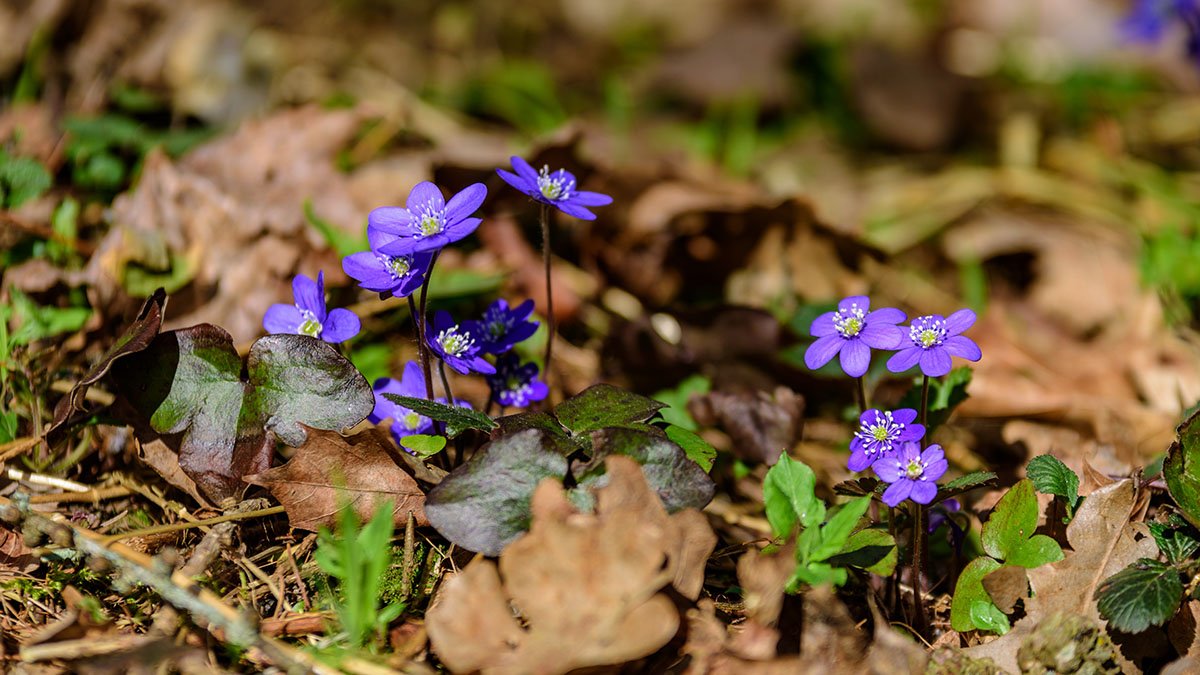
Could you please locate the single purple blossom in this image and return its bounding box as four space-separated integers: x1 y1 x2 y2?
342 225 435 297
486 354 549 408
370 361 433 438
886 310 981 378
497 156 613 220
848 408 925 472
426 310 496 375
873 442 948 507
1120 0 1200 65
263 271 360 344
804 296 905 378
467 299 539 354
370 181 487 256
928 498 967 554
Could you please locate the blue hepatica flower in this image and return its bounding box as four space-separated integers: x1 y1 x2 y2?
467 299 539 354
371 361 433 438
848 408 925 472
886 310 981 378
873 442 948 507
497 156 613 220
486 353 549 408
263 271 360 344
371 181 487 256
805 296 905 378
342 225 435 297
427 310 496 375
1120 0 1200 63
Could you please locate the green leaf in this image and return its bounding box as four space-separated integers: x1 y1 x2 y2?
897 367 972 431
763 455 825 539
653 374 711 431
574 427 715 513
382 394 498 437
114 326 374 503
811 496 871 562
825 528 897 576
424 430 568 556
494 411 573 443
787 561 847 590
1026 454 1080 514
0 150 52 208
664 424 716 472
1165 408 1200 528
1006 534 1065 569
1095 558 1184 634
304 199 367 259
938 471 998 501
552 384 666 435
970 600 1010 635
1149 522 1200 565
982 480 1039 561
399 434 447 458
7 288 91 345
951 556 1003 632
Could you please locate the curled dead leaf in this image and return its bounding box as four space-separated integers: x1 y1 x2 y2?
426 456 716 674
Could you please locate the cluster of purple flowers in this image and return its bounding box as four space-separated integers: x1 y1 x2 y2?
804 296 980 506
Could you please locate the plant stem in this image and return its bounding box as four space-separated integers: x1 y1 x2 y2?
539 203 555 395
408 295 431 401
856 376 868 414
911 501 928 636
437 361 455 408
919 375 930 427
417 252 441 406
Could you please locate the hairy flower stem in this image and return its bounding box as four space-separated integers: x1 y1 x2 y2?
855 376 868 414
911 501 928 636
417 253 440 405
539 203 555 397
919 375 930 427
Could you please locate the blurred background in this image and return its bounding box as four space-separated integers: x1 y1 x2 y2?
4 0 1200 480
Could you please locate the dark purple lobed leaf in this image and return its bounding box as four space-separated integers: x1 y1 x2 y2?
573 427 715 513
552 384 666 436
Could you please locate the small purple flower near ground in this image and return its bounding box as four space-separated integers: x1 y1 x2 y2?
873 442 948 507
486 353 549 408
467 298 539 354
426 310 496 375
342 226 435 297
370 361 433 439
263 271 360 344
886 309 981 378
848 408 925 472
928 498 967 553
370 181 487 256
1121 0 1200 53
497 156 613 220
804 296 905 377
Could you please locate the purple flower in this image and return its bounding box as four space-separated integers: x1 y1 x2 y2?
886 310 981 378
848 408 925 472
467 299 539 354
804 296 905 378
497 156 613 220
1120 1 1200 65
426 310 496 375
370 361 433 438
342 226 435 297
486 354 549 408
263 271 360 344
370 181 487 256
928 498 967 553
873 442 948 507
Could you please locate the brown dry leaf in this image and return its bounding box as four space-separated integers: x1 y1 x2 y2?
964 479 1157 671
425 456 716 675
683 599 805 675
135 436 213 509
0 524 37 574
245 427 426 532
981 565 1029 614
690 387 803 464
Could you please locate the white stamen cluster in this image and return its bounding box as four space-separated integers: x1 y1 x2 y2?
910 316 947 349
854 411 904 455
833 303 866 338
415 200 447 237
437 327 476 357
537 165 574 201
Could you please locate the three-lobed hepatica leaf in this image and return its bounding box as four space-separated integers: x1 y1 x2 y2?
951 479 1065 633
113 324 374 504
552 384 666 435
572 427 716 514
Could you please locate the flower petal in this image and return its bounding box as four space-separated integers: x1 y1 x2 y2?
838 295 871 313
445 182 487 223
873 457 902 483
804 335 844 370
263 304 303 335
847 449 872 472
839 339 870 377
923 459 949 482
321 308 361 344
292 274 324 318
909 481 937 505
944 308 977 335
866 307 905 325
555 201 597 220
406 181 445 211
810 311 837 337
444 216 482 242
892 408 918 425
367 224 401 251
399 361 427 396
497 168 535 196
510 156 539 182
342 253 394 293
882 480 913 508
898 423 926 442
943 335 982 361
859 323 902 350
368 206 413 234
919 348 952 377
886 347 922 373
377 236 421 257
570 191 613 207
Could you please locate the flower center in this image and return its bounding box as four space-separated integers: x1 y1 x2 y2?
414 200 446 237
910 316 947 349
905 458 925 480
854 411 904 455
402 411 422 430
388 255 412 279
537 165 574 202
872 426 891 441
297 309 322 338
437 327 475 357
833 304 866 338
